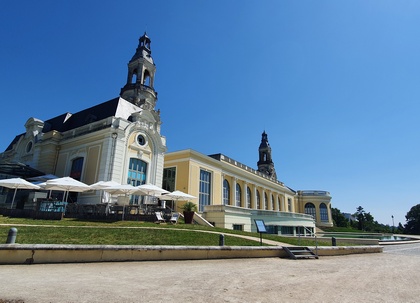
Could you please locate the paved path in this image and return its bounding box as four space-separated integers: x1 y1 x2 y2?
1 243 419 303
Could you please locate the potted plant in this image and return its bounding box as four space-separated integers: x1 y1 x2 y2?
182 201 197 224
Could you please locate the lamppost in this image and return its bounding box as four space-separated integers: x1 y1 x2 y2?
391 215 395 233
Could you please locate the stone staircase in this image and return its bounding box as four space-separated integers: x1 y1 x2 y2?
283 246 318 260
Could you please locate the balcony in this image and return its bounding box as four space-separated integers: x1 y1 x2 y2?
120 83 157 99
298 190 331 197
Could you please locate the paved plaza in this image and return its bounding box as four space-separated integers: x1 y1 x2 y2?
1 243 420 303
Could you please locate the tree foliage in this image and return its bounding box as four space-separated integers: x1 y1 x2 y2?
330 205 400 234
404 204 420 235
351 206 393 233
331 207 349 227
355 206 366 230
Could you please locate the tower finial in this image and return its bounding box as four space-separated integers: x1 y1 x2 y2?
120 34 157 109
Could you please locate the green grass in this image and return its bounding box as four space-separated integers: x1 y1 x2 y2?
0 216 332 246
0 225 264 246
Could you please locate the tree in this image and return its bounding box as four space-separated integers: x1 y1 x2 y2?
331 207 349 227
397 223 404 233
355 206 366 231
364 212 375 232
353 206 385 232
404 204 420 235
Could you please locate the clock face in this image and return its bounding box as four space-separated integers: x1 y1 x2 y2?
137 134 146 146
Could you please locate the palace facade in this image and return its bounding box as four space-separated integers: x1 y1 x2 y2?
0 33 333 234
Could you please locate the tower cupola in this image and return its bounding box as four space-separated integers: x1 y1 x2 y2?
120 32 157 110
257 131 277 180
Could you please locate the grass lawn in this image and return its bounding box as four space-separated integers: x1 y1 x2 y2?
0 216 332 246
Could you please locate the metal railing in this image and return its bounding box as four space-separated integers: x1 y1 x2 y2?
298 226 318 257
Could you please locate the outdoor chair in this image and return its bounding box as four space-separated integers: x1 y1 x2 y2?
155 211 166 223
169 212 179 224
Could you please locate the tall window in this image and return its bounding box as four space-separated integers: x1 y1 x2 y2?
199 170 211 212
264 193 268 210
235 184 241 207
305 203 316 220
68 157 84 202
223 179 230 205
70 157 84 181
162 167 176 192
127 158 147 204
320 203 329 221
287 198 292 212
256 190 261 209
246 187 252 208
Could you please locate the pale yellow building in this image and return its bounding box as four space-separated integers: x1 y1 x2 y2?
163 148 333 235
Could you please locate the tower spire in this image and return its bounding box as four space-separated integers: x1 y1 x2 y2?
257 131 277 180
120 32 157 110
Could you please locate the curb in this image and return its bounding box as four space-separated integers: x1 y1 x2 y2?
0 244 383 264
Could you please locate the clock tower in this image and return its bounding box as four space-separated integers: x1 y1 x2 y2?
257 131 277 180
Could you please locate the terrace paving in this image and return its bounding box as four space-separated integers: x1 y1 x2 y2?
1 242 419 303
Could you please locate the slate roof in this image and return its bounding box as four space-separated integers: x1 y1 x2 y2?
5 135 23 152
4 97 121 152
42 97 120 133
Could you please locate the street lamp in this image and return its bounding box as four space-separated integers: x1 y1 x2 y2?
391 215 394 233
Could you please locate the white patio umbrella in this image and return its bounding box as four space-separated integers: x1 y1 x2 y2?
102 184 140 196
159 190 197 211
0 177 41 209
89 180 121 204
45 176 91 202
89 180 121 190
137 183 169 196
159 190 196 201
103 184 141 220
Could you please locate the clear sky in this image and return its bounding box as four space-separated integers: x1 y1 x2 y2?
1 0 419 226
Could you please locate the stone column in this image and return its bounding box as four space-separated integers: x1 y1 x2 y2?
232 177 237 206
243 181 247 208
253 185 258 209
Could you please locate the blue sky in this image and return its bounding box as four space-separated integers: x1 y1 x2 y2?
1 0 419 226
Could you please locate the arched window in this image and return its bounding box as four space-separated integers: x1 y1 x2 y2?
272 195 276 210
264 193 268 210
143 70 151 86
131 69 138 84
128 158 147 205
70 157 84 181
320 203 329 221
256 190 261 209
246 187 252 208
235 184 241 207
305 203 316 220
68 157 84 202
223 179 230 205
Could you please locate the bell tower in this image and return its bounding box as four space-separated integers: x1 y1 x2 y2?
257 131 277 180
120 32 158 110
